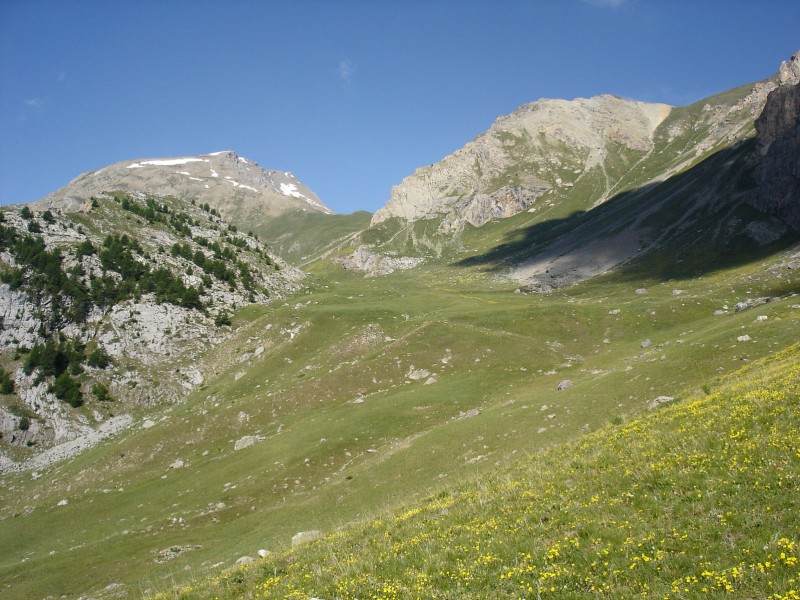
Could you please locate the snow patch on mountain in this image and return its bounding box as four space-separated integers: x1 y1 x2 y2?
128 158 209 169
280 183 305 198
226 179 258 192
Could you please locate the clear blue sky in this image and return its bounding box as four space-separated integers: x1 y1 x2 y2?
1 0 798 214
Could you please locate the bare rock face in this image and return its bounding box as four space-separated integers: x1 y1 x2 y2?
334 246 424 276
372 95 672 232
778 50 800 86
749 54 800 231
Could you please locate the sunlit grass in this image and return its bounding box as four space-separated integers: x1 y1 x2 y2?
153 343 800 599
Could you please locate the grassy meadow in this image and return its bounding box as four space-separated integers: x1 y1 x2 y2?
155 341 800 599
0 238 798 598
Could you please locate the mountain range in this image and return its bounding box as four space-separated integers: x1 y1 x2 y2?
0 51 797 600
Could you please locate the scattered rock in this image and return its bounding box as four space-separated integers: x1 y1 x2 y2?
235 556 255 566
713 310 727 316
737 335 752 342
556 380 573 391
154 545 201 563
169 459 184 469
635 288 648 295
640 339 652 348
609 309 621 315
234 435 260 451
335 245 424 277
648 396 676 409
756 315 768 322
291 530 322 547
407 366 431 381
734 297 774 312
671 289 686 295
57 499 68 506
454 408 480 420
744 220 786 245
257 549 271 558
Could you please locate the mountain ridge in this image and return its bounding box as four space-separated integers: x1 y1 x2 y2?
36 150 333 230
336 51 800 283
372 52 799 236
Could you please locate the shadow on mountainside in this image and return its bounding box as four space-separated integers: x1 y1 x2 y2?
451 142 800 284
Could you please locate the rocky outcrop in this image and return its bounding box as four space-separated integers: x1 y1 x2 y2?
749 77 800 231
778 50 800 86
334 246 424 276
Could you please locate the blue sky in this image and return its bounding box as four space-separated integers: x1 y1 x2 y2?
1 0 798 214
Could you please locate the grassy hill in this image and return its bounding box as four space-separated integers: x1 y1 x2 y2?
0 236 797 598
252 209 371 266
155 341 800 599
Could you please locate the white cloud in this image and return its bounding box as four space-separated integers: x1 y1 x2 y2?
24 98 46 110
338 59 354 85
19 98 46 123
582 0 628 8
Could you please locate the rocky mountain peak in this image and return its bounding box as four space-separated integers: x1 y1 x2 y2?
778 50 800 85
37 151 333 228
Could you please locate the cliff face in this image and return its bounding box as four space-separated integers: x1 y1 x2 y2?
750 79 800 230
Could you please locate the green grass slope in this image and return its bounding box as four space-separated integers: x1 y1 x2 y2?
155 342 800 599
251 210 371 266
0 239 797 598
